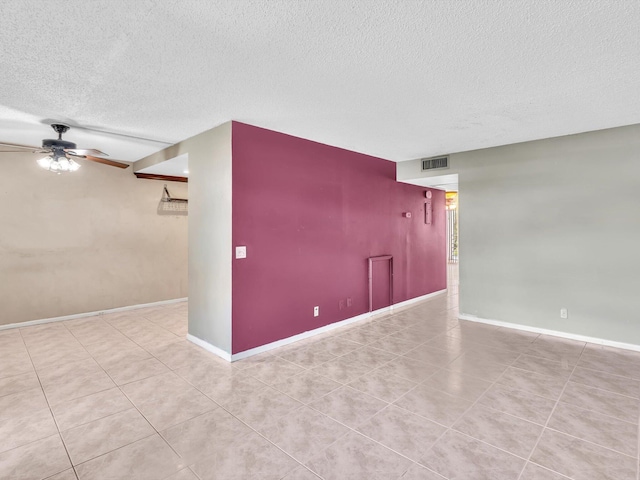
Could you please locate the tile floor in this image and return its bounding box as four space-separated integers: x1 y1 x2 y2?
1 267 639 479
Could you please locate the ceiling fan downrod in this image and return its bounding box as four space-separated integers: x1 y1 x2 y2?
51 123 70 140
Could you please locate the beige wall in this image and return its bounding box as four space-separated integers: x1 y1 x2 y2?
0 153 188 326
136 122 233 354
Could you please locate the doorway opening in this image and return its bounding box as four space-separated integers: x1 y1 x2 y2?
446 191 458 264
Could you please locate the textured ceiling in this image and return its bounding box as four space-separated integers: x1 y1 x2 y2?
1 1 639 163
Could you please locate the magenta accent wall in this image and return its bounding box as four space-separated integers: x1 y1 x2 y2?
231 122 446 354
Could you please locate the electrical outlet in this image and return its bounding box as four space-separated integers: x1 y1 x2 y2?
339 300 345 310
313 306 319 317
560 308 568 319
346 297 352 307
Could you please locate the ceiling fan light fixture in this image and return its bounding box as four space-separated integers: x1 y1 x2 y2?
37 154 80 174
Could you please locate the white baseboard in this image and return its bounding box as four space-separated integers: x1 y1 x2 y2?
229 288 448 362
0 297 189 331
186 334 232 362
458 313 640 353
390 289 448 313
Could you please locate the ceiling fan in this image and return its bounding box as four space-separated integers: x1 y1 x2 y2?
0 123 130 173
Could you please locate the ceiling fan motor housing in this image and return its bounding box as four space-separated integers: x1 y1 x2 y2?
42 138 77 150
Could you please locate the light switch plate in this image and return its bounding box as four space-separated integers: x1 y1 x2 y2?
235 246 247 259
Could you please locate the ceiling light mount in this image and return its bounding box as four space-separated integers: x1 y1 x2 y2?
51 123 70 138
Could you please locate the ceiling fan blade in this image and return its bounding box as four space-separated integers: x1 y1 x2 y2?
0 141 43 151
0 149 49 153
65 148 108 156
70 154 130 169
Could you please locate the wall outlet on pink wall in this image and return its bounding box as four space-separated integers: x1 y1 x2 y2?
346 297 353 307
339 300 345 310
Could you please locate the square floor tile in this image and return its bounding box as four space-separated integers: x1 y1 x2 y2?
47 469 79 480
445 355 509 382
519 463 569 479
161 409 253 465
52 387 133 431
134 388 218 431
399 464 446 479
530 429 636 480
190 430 299 480
310 356 373 384
357 405 446 462
0 387 49 423
478 383 556 425
512 355 574 379
0 434 71 480
348 369 418 403
75 434 184 480
261 406 349 463
281 467 322 479
424 368 492 401
0 408 58 454
560 381 639 423
547 402 638 456
309 386 388 428
402 345 462 368
62 408 155 465
419 430 525 480
43 371 116 406
497 366 567 400
243 357 306 385
187 371 267 407
120 372 191 405
104 357 170 386
452 403 543 458
577 352 640 380
163 469 199 480
306 431 412 480
394 384 472 427
307 336 362 356
376 356 440 383
225 386 303 431
0 371 40 398
278 346 336 368
272 371 342 404
570 366 640 398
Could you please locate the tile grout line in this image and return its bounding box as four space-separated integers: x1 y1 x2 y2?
343 320 600 473
16 326 80 480
114 310 326 478
391 335 635 474
9 293 638 480
62 317 177 475
166 375 327 479
65 312 191 475
169 332 449 479
398 350 525 476
315 332 539 472
515 341 588 480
